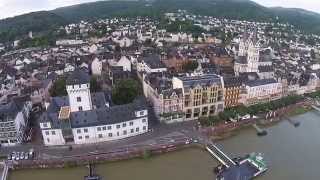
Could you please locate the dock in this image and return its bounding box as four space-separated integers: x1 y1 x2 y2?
84 164 101 180
0 162 9 180
206 144 267 180
311 105 320 112
252 124 268 136
283 116 300 127
206 144 236 168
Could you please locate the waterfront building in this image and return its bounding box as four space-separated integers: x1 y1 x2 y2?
40 69 148 146
243 79 282 106
172 74 225 120
143 73 184 123
0 96 32 146
223 77 243 108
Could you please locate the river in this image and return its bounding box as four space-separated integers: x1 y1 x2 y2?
9 111 320 180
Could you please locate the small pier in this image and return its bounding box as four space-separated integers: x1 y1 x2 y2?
206 144 236 168
283 116 300 127
0 162 9 180
84 164 101 180
252 124 267 136
311 105 320 112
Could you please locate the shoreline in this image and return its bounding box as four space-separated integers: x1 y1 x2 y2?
5 101 316 172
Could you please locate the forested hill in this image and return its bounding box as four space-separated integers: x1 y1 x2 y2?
1 0 320 42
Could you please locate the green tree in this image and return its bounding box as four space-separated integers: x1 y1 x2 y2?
49 77 67 97
112 79 140 105
182 61 198 72
90 76 102 92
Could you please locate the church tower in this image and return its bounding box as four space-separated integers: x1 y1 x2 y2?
66 69 93 112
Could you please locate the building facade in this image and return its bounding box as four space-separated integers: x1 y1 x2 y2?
172 74 225 121
40 70 149 146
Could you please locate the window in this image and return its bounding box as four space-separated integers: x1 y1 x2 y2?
47 138 50 142
107 126 112 130
77 97 81 102
116 125 120 129
78 136 82 140
140 111 144 116
102 126 106 131
77 129 81 134
51 131 56 135
78 106 83 111
84 128 88 133
143 126 147 131
136 127 139 132
131 129 134 133
97 127 101 131
98 134 103 138
117 132 120 136
108 133 112 137
123 130 127 135
142 119 147 123
122 123 126 127
129 122 134 126
85 135 89 139
45 131 49 135
43 123 48 128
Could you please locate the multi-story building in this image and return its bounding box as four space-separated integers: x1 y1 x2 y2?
243 79 282 106
40 69 149 146
172 74 225 120
0 96 32 146
143 73 184 123
224 77 243 108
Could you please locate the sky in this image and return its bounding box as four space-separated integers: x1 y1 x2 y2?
0 0 320 19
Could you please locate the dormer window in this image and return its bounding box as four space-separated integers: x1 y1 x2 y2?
140 111 144 116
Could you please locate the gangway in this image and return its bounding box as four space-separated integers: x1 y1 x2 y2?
206 144 236 168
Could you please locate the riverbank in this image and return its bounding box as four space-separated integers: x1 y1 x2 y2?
200 100 314 140
7 137 202 170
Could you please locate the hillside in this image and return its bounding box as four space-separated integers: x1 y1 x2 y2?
0 11 67 42
1 0 320 43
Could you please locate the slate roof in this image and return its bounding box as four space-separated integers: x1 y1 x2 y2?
42 94 147 129
66 69 90 85
223 77 243 88
245 78 278 87
258 66 273 73
178 74 222 88
235 56 247 64
142 54 166 69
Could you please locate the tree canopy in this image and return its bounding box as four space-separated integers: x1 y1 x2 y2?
112 79 140 105
49 77 67 97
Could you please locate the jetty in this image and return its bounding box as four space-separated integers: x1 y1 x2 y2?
252 124 267 136
0 162 9 180
206 144 268 180
206 144 236 168
283 116 300 127
311 105 320 112
84 164 101 180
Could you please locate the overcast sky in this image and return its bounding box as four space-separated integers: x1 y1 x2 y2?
0 0 320 19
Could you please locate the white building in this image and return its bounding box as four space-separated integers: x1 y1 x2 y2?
91 57 103 76
40 69 148 146
137 55 167 73
243 79 282 106
0 96 32 146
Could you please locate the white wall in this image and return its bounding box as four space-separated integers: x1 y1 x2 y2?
42 129 66 146
67 84 93 112
73 117 148 144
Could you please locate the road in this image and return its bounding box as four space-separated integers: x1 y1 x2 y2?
0 121 205 160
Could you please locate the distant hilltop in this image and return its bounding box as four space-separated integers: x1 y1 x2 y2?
1 0 320 42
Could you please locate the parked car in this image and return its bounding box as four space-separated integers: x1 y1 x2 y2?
20 152 24 160
7 154 12 160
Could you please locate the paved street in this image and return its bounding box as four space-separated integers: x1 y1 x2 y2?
0 121 204 160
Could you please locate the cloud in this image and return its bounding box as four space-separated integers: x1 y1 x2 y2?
252 0 320 13
0 0 98 19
